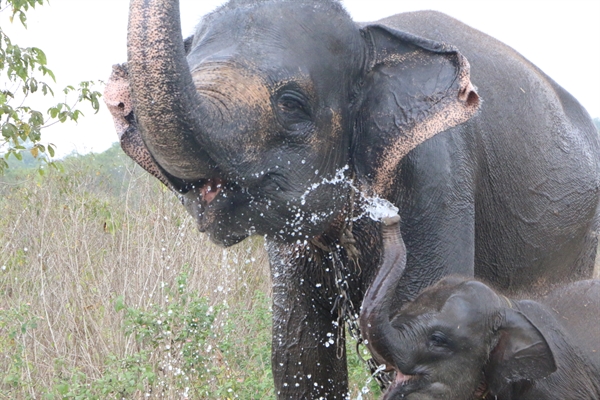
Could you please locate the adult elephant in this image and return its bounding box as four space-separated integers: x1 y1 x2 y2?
105 0 600 398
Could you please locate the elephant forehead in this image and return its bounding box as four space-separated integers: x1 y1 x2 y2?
440 293 490 328
191 64 274 154
192 64 272 114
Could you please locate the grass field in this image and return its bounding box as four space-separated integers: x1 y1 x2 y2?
0 147 378 399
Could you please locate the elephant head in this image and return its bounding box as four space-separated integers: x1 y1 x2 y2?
106 0 478 246
360 248 558 400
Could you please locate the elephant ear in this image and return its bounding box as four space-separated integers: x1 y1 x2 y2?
354 25 479 197
485 308 556 395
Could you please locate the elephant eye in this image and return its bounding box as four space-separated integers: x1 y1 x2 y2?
275 91 312 130
428 331 451 349
278 95 305 113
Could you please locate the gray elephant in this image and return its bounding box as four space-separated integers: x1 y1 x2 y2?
361 221 600 399
104 0 600 398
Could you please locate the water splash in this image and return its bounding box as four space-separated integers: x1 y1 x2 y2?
299 165 350 206
297 164 399 225
356 363 387 400
360 195 399 223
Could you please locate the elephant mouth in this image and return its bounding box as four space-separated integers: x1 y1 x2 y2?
178 177 235 232
199 178 224 205
394 370 419 387
179 177 227 206
174 168 351 246
383 370 422 399
177 175 268 245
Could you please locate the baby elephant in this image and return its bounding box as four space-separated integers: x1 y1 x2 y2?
360 222 600 400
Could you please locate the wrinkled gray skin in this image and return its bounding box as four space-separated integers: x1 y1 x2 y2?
105 0 600 398
361 233 600 399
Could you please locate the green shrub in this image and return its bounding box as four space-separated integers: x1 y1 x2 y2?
0 303 40 390
28 270 274 399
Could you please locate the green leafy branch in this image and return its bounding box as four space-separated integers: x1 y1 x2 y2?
0 0 102 174
0 0 44 28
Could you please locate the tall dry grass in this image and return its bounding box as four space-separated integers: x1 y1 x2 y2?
0 154 273 398
0 151 377 399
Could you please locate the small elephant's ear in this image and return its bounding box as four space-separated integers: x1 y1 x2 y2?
485 308 556 394
354 25 479 197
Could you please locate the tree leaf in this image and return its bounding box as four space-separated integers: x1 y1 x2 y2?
32 47 46 65
114 296 126 312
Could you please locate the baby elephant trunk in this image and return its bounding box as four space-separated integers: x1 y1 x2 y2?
360 216 407 369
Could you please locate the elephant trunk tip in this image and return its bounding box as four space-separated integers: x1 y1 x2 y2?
104 63 133 140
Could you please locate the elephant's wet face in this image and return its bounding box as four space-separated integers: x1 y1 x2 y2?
383 281 502 400
170 3 364 245
119 0 478 247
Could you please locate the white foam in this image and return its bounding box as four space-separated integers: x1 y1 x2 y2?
362 195 399 223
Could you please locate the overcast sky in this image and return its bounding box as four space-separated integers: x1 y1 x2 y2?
2 0 599 157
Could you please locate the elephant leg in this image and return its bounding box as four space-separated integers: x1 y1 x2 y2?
267 241 349 400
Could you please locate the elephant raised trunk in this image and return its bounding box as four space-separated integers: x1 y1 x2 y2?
127 0 215 181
